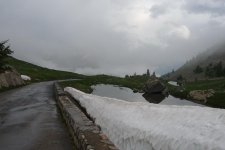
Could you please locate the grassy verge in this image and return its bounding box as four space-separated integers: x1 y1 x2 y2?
6 57 85 82
207 92 225 109
59 75 149 93
1 57 86 93
167 79 225 108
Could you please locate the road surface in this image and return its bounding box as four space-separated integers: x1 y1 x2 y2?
0 82 73 150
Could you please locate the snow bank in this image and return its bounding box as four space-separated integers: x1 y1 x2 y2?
168 81 179 86
21 75 31 81
65 87 225 150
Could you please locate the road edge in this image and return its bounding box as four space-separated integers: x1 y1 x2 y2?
54 82 118 150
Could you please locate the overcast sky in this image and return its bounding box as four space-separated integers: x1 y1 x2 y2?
1 0 225 76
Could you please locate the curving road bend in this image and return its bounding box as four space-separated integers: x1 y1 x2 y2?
0 82 73 150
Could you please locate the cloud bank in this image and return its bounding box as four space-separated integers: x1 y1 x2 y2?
0 0 225 76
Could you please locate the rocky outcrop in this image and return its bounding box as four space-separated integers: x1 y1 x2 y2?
144 79 167 94
189 89 215 103
0 70 24 89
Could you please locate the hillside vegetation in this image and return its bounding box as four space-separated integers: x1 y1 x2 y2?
0 40 13 72
162 43 225 108
6 57 85 82
164 43 225 81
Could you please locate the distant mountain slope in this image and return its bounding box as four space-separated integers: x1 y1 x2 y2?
6 57 85 82
163 43 225 81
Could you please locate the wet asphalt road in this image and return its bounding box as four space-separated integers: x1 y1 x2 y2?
0 82 73 150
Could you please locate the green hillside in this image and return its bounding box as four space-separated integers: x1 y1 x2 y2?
164 43 225 81
6 57 85 82
162 43 225 108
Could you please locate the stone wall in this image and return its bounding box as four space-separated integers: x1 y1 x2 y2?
54 83 118 150
0 70 24 89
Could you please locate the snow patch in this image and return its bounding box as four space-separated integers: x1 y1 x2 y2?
21 75 31 81
65 87 225 150
168 81 179 86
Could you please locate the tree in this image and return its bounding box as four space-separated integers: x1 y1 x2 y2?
213 61 223 77
146 69 150 76
177 74 184 86
193 65 203 74
205 63 215 77
205 62 224 78
152 72 156 78
223 68 225 77
177 74 183 81
0 40 13 71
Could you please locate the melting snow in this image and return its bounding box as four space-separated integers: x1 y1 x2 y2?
21 75 31 81
65 87 225 150
168 81 179 86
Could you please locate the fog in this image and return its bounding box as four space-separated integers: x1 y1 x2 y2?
0 0 225 76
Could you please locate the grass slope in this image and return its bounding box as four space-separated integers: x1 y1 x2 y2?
6 57 85 82
60 75 149 93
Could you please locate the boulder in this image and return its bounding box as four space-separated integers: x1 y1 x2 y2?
189 89 215 103
143 79 167 94
142 93 166 104
0 70 24 89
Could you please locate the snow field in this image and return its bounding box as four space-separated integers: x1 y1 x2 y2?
65 87 225 150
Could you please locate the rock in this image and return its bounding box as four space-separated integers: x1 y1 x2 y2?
142 93 166 104
162 88 169 95
0 73 9 87
0 70 24 89
133 89 138 93
143 79 167 94
139 90 144 93
189 89 215 103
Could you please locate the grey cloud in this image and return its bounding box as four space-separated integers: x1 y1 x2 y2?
0 0 225 76
150 4 168 18
183 0 225 16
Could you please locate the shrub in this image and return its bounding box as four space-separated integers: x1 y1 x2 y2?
0 40 13 71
